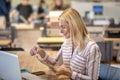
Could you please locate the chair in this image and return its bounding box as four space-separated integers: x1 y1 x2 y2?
97 41 113 63
0 26 16 42
99 64 120 80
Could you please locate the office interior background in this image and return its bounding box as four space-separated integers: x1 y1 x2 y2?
0 0 120 79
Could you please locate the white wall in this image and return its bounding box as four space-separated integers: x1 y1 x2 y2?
71 1 120 19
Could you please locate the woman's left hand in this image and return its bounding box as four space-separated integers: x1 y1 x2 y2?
55 66 71 77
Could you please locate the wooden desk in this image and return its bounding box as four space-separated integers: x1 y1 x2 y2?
37 37 63 44
0 40 11 47
11 23 34 30
103 37 120 41
8 51 58 73
37 37 63 49
47 22 59 27
22 72 69 80
47 22 61 37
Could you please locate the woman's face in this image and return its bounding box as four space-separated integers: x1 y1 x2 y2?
56 0 62 6
59 18 70 39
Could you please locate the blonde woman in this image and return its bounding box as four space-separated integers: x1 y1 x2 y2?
30 8 101 80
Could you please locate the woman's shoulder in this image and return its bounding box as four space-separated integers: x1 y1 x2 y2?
85 40 99 51
86 40 96 47
87 40 100 52
80 41 101 57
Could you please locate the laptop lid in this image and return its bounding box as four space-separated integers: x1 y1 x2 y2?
0 51 22 80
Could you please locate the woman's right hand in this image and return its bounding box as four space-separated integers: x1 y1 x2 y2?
30 46 46 58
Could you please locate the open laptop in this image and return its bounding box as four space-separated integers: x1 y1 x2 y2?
0 51 22 80
0 51 41 80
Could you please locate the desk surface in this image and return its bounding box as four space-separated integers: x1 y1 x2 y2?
103 37 120 41
22 72 69 80
8 51 58 73
37 37 63 43
47 22 59 26
0 40 11 46
11 23 34 30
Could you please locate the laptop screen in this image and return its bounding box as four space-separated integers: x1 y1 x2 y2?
0 51 22 80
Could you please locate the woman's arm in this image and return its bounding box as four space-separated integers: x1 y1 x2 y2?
30 46 63 69
39 48 63 67
71 44 101 80
86 44 101 80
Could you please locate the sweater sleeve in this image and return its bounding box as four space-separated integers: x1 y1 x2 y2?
71 44 101 80
87 44 101 80
39 48 63 67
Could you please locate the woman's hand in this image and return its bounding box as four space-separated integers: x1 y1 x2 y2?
55 65 71 77
30 46 46 58
37 47 46 58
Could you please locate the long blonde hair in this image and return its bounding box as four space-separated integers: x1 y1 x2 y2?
59 8 91 51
